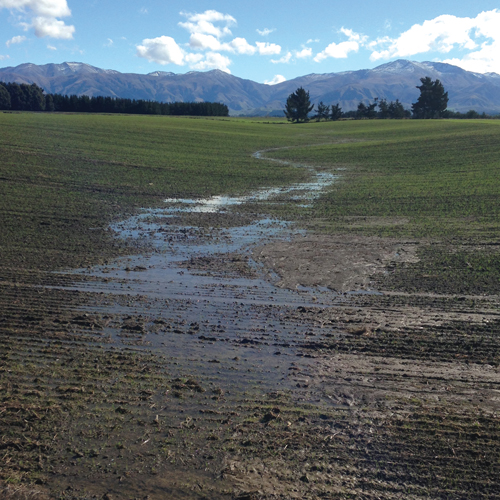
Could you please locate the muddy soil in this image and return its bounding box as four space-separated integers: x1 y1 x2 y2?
2 149 500 499
254 234 419 291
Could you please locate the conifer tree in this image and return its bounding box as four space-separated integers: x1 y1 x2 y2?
314 101 330 121
284 87 314 122
412 77 448 119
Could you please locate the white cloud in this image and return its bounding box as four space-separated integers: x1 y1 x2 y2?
32 16 74 38
138 9 286 73
369 10 499 63
189 33 222 51
139 7 148 14
340 27 367 43
104 38 113 47
295 47 312 58
229 37 256 55
47 44 56 50
184 53 203 64
314 27 365 62
188 51 231 73
365 9 500 74
0 0 74 39
0 54 10 60
257 28 274 36
136 36 186 65
256 41 281 55
314 40 359 61
264 74 286 85
179 10 235 39
136 34 232 73
307 38 320 44
0 0 70 17
6 35 26 47
442 40 500 74
271 51 291 64
438 10 500 74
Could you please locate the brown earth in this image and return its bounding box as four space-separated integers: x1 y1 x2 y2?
2 215 500 499
255 234 419 292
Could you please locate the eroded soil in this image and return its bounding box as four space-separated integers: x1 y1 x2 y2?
2 149 500 499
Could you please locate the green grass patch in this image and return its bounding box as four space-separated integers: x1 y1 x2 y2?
0 113 327 269
265 119 500 239
2 114 500 273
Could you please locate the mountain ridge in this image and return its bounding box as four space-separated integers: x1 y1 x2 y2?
1 59 500 115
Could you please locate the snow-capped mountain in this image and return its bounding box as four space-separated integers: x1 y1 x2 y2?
1 59 499 115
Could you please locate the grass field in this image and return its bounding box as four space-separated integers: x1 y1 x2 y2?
2 113 500 499
0 113 316 269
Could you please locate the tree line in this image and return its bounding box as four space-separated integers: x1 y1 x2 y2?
0 81 229 116
285 77 498 122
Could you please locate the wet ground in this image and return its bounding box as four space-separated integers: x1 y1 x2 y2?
2 148 500 499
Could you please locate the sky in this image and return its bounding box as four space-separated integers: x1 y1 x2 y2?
1 1 500 84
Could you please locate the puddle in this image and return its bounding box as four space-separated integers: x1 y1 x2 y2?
160 149 337 214
60 146 345 400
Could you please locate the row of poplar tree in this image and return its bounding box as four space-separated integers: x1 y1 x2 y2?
0 81 229 116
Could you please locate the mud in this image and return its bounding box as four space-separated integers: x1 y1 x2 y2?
255 234 419 292
2 147 500 499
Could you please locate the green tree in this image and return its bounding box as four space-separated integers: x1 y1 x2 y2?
356 100 377 119
378 98 408 119
330 103 343 121
378 98 390 119
412 76 449 119
314 101 330 121
284 87 314 122
0 83 11 110
6 83 27 110
27 83 45 111
388 99 408 119
45 94 55 111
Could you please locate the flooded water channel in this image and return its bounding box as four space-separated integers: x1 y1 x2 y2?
64 148 343 401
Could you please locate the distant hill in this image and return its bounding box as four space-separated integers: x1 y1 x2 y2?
1 60 500 115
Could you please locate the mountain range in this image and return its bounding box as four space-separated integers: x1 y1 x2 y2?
1 59 500 115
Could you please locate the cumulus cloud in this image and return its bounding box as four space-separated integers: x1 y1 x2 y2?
32 16 74 38
0 0 70 17
314 28 364 62
264 74 286 85
257 28 274 36
136 36 186 65
229 37 256 55
0 0 74 39
179 10 236 38
271 51 291 64
442 41 500 73
314 40 359 61
188 52 232 72
369 9 500 73
256 41 281 55
189 33 222 51
6 35 26 47
295 47 312 58
138 9 286 73
340 27 367 43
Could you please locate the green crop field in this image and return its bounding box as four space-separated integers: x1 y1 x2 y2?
0 113 314 270
2 112 500 499
264 119 500 238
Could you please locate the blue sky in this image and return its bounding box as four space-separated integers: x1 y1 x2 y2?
1 1 499 83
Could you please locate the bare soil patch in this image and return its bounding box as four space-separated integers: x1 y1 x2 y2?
254 233 419 292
